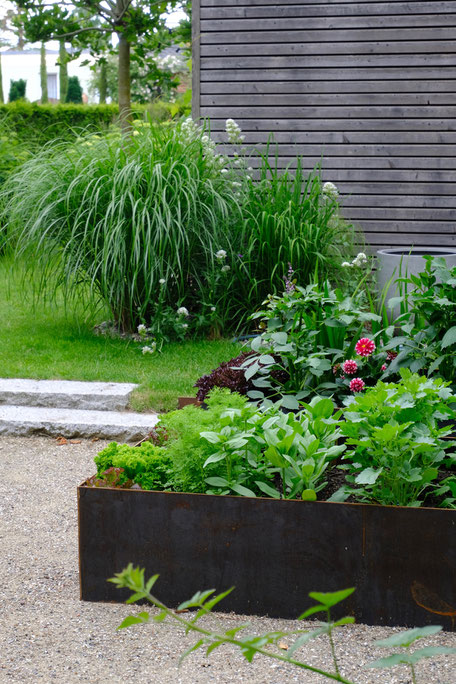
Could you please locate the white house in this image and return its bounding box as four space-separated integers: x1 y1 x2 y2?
1 47 95 103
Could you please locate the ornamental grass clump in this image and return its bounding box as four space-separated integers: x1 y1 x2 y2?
3 119 241 333
231 146 357 308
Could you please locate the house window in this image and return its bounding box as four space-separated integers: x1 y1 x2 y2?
47 73 58 99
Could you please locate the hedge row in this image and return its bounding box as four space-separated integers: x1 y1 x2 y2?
0 102 146 146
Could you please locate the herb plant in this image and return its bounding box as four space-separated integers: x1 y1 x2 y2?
385 256 456 385
92 440 173 491
335 371 456 506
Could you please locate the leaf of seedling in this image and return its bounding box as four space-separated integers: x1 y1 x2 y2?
374 625 442 648
206 640 225 656
145 574 160 593
117 612 150 630
200 431 221 444
231 483 256 497
205 476 230 488
126 591 148 604
355 467 382 485
152 610 167 623
308 588 356 609
301 489 317 501
178 638 207 664
178 589 216 611
225 625 248 638
255 481 281 498
299 603 327 619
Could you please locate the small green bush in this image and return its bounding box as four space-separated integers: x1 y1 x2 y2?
65 76 83 104
9 79 26 102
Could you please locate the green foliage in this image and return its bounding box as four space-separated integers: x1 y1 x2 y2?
368 626 456 683
3 119 242 333
244 279 380 408
0 122 32 186
384 256 456 385
336 370 456 506
111 566 456 683
230 149 357 307
159 389 249 493
200 396 345 499
65 75 83 104
8 78 26 102
0 101 144 146
94 440 172 490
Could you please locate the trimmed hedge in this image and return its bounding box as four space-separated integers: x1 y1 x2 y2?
0 101 146 146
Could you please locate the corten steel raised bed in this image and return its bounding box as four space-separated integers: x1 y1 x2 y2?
78 486 456 629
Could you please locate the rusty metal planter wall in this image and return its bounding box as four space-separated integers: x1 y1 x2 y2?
78 486 456 628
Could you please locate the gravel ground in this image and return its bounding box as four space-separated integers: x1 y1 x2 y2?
1 435 456 684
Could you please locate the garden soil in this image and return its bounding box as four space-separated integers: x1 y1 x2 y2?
1 435 455 684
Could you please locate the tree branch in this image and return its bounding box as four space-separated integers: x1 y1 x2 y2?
54 25 112 39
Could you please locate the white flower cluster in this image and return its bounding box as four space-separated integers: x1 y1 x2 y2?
322 182 339 201
177 306 189 317
142 341 157 354
178 119 227 174
154 54 187 73
225 118 245 145
342 252 368 268
137 324 147 337
215 249 227 260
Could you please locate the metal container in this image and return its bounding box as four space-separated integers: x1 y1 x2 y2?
78 486 456 628
376 247 456 320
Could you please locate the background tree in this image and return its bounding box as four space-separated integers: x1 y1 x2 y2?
40 42 48 103
15 0 178 125
58 40 69 102
66 75 83 104
9 78 26 101
0 52 3 103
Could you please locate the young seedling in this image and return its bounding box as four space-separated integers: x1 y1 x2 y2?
366 625 456 684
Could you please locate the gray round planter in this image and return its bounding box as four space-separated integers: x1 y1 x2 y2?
376 247 456 319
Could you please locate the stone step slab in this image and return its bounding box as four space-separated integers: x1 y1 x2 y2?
0 379 138 411
0 405 158 442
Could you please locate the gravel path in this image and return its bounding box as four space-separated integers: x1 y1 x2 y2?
1 435 455 684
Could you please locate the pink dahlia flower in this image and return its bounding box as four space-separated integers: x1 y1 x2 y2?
350 377 365 393
355 337 376 357
381 364 387 371
387 350 398 361
342 359 358 375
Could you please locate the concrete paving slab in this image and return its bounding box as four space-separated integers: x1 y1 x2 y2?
0 405 158 442
0 378 138 411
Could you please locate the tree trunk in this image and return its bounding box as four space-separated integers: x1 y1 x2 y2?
40 43 48 103
59 41 68 103
117 32 131 131
99 60 107 104
0 53 4 104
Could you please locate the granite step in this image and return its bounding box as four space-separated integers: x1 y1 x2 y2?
0 405 158 442
0 379 138 411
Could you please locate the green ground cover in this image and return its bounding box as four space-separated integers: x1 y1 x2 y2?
0 259 241 412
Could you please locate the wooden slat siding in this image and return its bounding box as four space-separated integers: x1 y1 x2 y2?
200 2 456 18
202 42 456 57
202 81 456 94
195 0 456 248
192 0 201 120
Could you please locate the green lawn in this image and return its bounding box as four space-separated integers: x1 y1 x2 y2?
0 258 242 412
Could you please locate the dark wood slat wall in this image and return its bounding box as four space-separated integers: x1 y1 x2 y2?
193 0 456 248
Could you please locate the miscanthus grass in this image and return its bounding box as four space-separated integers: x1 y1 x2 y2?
3 120 241 333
